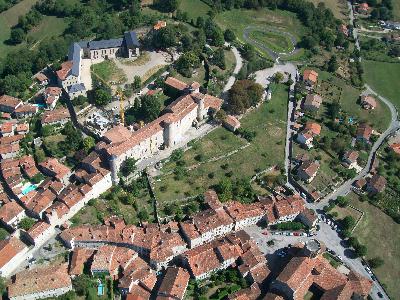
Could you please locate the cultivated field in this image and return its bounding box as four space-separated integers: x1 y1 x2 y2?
153 84 289 203
362 60 400 110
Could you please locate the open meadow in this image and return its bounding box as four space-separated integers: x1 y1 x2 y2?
153 84 289 203
362 60 400 110
0 0 68 58
348 193 400 300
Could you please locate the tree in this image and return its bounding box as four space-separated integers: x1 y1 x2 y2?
336 196 349 207
196 16 204 28
171 149 184 161
9 28 26 44
210 48 226 69
327 55 338 72
0 277 6 298
228 80 264 114
215 109 227 123
31 173 45 184
368 257 384 268
94 88 111 106
389 45 400 57
354 243 367 257
175 51 201 77
83 136 95 153
138 209 149 221
215 178 233 202
132 75 141 90
19 217 36 230
156 0 179 12
140 94 161 122
41 124 56 137
73 95 87 106
342 215 356 230
152 26 177 49
274 72 284 83
122 157 137 176
0 228 9 240
72 275 94 296
224 29 236 42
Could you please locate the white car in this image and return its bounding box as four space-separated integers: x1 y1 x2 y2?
337 255 343 261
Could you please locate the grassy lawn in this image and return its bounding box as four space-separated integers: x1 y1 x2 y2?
179 0 211 20
348 192 400 300
154 84 288 202
215 8 305 58
249 30 294 53
91 60 127 84
27 16 68 49
0 0 39 57
306 0 349 21
362 60 400 110
330 203 363 230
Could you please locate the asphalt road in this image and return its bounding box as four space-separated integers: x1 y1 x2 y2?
245 223 389 300
222 44 243 94
243 26 299 62
314 84 400 210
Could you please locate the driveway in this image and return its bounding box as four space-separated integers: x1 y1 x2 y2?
222 45 243 94
81 58 93 90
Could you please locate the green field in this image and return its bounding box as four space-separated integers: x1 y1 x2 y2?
0 0 39 56
215 8 305 58
362 60 400 110
349 193 400 300
27 16 68 49
249 30 294 53
154 84 289 202
91 60 127 84
179 0 210 20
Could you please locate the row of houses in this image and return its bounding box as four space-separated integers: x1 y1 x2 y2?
5 228 373 300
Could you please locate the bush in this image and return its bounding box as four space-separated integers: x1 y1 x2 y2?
19 217 36 231
368 257 384 268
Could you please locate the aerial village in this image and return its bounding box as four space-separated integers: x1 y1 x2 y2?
0 0 399 299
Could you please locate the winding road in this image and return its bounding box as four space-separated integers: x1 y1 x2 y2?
243 26 300 61
314 84 399 210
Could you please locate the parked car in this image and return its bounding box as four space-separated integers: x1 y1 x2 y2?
337 255 343 261
377 292 383 298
